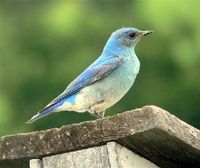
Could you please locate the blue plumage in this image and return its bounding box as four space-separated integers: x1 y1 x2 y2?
27 27 153 123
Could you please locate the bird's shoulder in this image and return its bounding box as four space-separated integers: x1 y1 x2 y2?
66 54 123 88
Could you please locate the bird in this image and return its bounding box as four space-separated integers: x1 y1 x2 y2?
26 27 153 123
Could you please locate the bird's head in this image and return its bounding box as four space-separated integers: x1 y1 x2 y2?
106 27 153 50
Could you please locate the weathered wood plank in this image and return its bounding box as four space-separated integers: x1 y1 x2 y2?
30 159 42 168
39 142 158 168
0 105 200 168
42 144 109 168
107 142 158 168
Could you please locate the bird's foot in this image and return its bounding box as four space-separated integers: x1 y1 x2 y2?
90 111 105 119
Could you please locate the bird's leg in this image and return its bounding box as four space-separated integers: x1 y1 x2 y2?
90 110 105 119
96 111 105 119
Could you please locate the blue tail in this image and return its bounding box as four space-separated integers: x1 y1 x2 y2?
26 101 63 124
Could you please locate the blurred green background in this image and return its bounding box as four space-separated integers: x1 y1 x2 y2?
0 0 200 136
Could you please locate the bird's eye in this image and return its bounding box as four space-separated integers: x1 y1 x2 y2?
129 32 136 39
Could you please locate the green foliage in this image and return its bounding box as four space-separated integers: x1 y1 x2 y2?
0 0 200 136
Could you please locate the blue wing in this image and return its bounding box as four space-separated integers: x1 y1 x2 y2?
45 55 123 109
26 55 123 123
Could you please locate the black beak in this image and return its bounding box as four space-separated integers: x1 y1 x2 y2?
141 30 154 36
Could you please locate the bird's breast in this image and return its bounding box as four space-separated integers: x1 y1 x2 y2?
71 53 140 113
115 55 140 88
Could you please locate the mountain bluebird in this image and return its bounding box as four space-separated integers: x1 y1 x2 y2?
27 27 153 123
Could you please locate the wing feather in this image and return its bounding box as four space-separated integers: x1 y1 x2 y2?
44 55 123 109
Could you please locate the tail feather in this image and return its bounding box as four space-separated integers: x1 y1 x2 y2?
26 101 63 124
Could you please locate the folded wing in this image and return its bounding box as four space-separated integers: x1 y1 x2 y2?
44 55 123 110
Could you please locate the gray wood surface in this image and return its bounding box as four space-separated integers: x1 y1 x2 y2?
29 159 42 168
0 105 200 168
30 142 158 168
43 144 109 168
106 142 158 168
